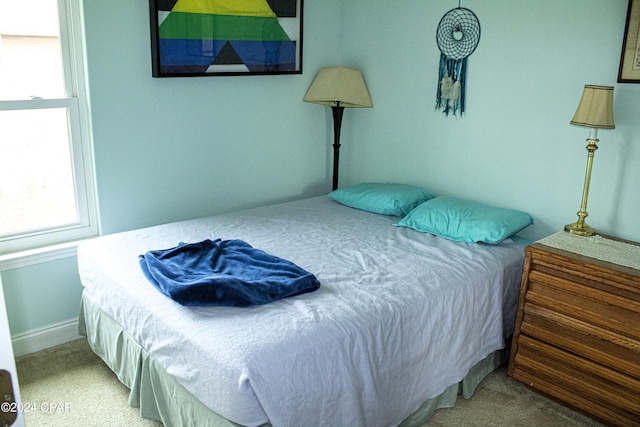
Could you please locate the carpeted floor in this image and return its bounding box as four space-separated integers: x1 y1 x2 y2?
15 339 605 426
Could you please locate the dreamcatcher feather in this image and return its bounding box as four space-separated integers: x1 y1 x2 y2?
435 6 480 117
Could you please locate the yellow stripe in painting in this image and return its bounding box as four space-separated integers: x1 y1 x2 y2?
171 0 276 17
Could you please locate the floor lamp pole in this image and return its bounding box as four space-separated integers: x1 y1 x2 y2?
331 103 345 191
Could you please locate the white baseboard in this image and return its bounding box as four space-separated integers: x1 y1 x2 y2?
12 319 81 357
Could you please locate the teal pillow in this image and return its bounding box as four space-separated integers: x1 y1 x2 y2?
394 196 533 244
328 182 433 217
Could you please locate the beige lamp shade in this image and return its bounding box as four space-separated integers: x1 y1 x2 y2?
570 85 615 129
303 67 373 108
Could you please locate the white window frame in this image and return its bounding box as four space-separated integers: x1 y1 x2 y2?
0 0 98 260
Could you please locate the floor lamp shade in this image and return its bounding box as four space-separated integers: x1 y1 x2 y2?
302 67 373 108
303 67 372 190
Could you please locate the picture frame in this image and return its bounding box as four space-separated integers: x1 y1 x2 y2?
149 0 303 77
618 0 640 83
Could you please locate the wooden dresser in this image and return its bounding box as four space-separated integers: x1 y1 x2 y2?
508 232 640 426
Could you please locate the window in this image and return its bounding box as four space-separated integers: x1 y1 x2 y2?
0 0 97 255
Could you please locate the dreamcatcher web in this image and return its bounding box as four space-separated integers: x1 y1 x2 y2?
435 6 481 117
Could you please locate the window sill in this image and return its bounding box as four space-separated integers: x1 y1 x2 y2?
0 238 96 271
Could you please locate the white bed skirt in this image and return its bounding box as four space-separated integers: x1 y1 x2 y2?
78 291 506 427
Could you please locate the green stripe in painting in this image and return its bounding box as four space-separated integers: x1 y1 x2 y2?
159 12 291 41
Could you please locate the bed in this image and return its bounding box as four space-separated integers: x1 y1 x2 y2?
77 186 531 427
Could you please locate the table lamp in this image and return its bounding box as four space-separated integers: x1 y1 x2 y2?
564 84 615 236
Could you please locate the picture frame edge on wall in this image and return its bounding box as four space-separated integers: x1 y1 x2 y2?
149 0 304 78
618 0 640 83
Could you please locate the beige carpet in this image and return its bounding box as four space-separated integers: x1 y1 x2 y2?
15 339 604 426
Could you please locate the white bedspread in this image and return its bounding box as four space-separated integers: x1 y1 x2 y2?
77 196 525 427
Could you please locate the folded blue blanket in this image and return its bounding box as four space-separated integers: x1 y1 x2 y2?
139 239 321 307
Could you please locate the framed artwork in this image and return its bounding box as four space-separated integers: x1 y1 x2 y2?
618 0 640 83
150 0 303 77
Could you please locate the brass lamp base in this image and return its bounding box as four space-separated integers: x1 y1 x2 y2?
564 221 596 237
564 136 599 238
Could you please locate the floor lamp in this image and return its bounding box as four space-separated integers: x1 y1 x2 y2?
564 85 615 237
303 67 372 190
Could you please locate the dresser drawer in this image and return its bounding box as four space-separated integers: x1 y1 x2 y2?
519 303 640 378
528 245 640 302
526 269 640 342
511 335 640 425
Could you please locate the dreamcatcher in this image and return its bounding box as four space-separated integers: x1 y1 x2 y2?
435 5 481 117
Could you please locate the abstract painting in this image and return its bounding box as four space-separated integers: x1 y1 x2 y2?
150 0 303 77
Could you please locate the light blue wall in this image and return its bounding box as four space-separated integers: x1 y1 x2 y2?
2 257 81 333
4 0 640 340
339 0 640 243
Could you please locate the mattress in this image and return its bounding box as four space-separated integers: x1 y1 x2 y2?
77 196 526 427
